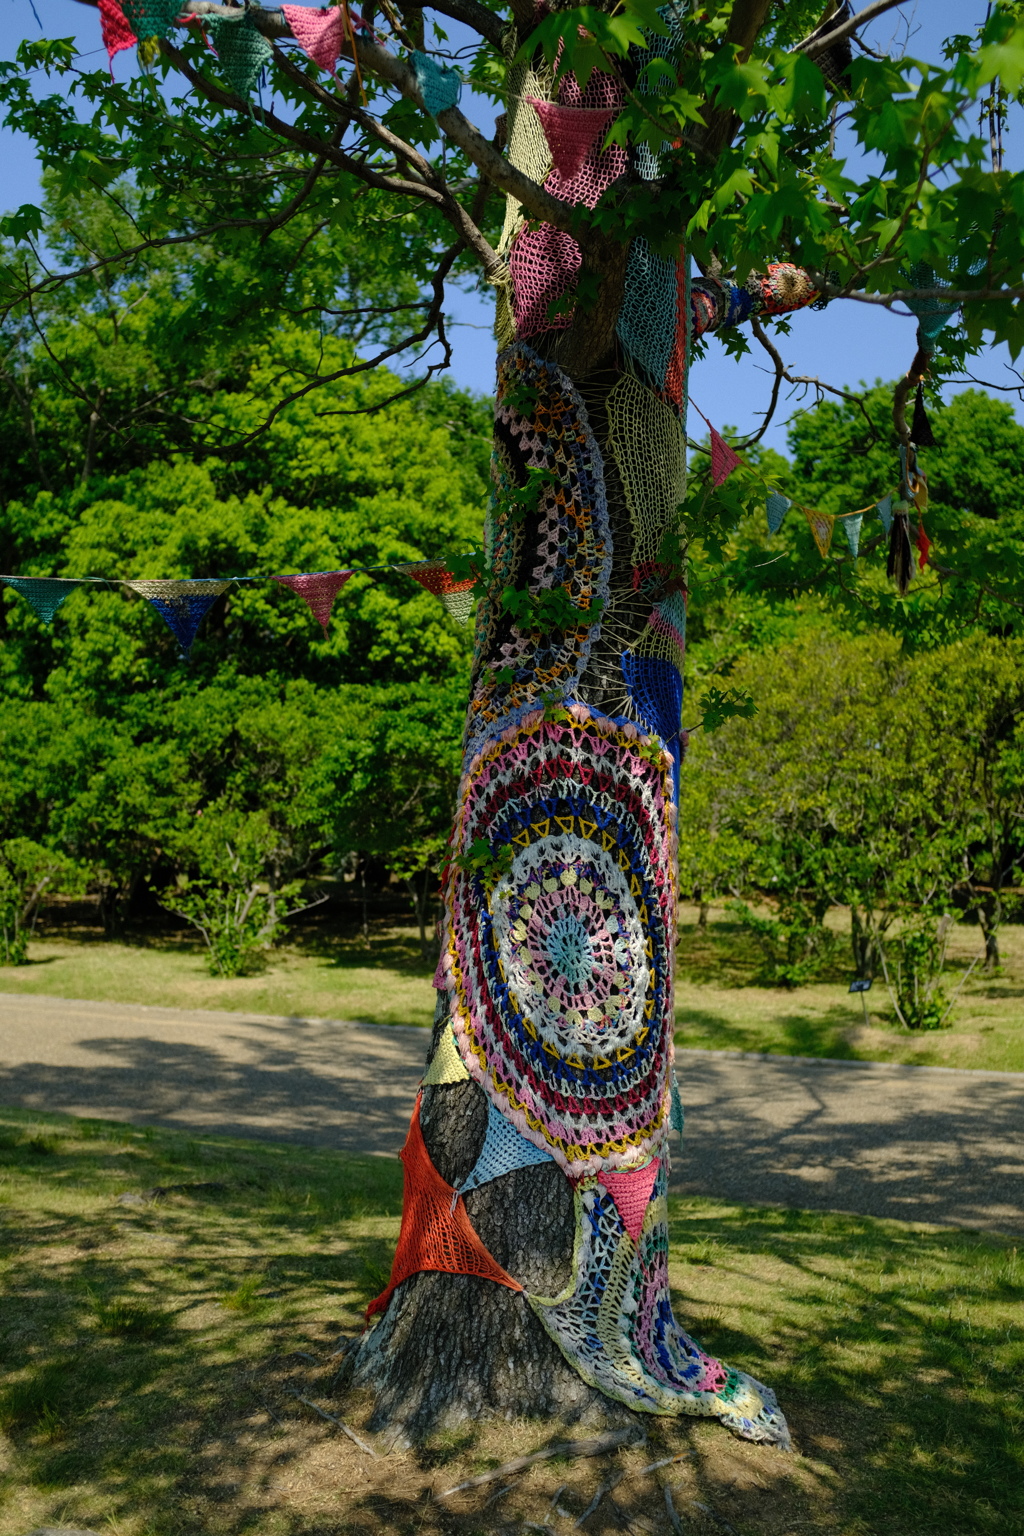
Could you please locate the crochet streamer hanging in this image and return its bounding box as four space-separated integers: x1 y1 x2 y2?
205 12 273 99
526 1170 790 1444
125 579 230 654
709 428 742 487
453 1097 555 1207
271 570 354 636
99 0 136 66
365 1094 523 1321
422 1026 470 1086
281 2 345 73
410 50 462 116
0 577 89 625
438 702 677 1178
766 493 790 534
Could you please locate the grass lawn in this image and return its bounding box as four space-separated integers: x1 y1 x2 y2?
0 1107 1021 1536
3 900 1023 1072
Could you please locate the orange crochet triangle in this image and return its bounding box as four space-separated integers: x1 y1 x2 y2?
365 1094 524 1320
597 1157 661 1242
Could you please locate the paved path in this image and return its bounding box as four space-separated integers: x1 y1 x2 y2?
2 991 1022 1236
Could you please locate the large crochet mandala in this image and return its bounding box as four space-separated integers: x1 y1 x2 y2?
439 702 677 1177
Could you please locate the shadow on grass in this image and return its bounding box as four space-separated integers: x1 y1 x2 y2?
668 1200 1024 1536
1 1112 1021 1535
676 1003 861 1060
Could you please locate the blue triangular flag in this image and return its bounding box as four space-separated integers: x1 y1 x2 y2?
411 50 462 116
766 493 790 534
670 1070 684 1137
126 579 230 655
843 513 863 558
1 576 85 624
876 496 893 535
454 1098 552 1206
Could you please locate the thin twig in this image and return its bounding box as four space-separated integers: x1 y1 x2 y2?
575 1471 625 1527
437 1428 644 1500
664 1486 684 1536
287 1393 378 1456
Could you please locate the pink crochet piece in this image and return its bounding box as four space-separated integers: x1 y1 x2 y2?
281 3 345 74
509 224 582 338
709 428 742 486
597 1157 662 1241
272 570 353 634
526 99 614 183
99 0 136 70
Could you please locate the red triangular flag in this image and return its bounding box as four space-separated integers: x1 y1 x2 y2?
365 1095 523 1320
710 428 742 486
916 520 931 571
526 99 614 183
99 0 137 70
282 3 346 74
405 561 476 624
272 570 353 635
597 1157 661 1242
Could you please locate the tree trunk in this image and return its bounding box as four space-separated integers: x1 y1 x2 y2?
354 17 818 1452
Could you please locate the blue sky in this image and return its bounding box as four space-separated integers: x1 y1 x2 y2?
2 0 1021 452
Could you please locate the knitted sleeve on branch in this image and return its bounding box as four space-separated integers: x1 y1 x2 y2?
690 264 819 338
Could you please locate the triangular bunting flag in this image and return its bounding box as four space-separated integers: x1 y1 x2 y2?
272 570 353 635
365 1095 523 1320
125 579 230 655
912 381 936 448
669 1071 684 1137
206 12 272 98
709 427 742 486
455 1099 553 1205
422 1026 470 1086
842 512 863 559
405 561 476 625
597 1157 661 1242
804 506 835 558
410 50 462 116
1 577 86 625
526 99 614 183
916 519 931 571
99 0 136 67
120 0 181 40
876 495 893 535
282 3 345 74
766 492 790 534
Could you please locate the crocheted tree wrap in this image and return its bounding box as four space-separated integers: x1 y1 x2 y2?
365 1094 523 1321
438 702 676 1177
466 344 611 758
605 371 686 571
1 577 84 625
527 1170 790 1444
206 13 272 99
281 3 345 75
272 570 353 635
99 0 136 64
596 1156 661 1241
527 100 614 184
126 579 229 654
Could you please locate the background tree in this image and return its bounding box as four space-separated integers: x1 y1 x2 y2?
5 0 1024 1448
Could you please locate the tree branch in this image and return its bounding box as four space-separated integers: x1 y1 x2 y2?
799 0 914 59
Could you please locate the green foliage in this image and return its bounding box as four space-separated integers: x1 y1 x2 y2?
451 836 515 893
725 897 835 990
879 914 956 1031
501 584 604 632
0 838 83 965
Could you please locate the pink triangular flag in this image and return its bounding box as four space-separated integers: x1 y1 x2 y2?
99 0 136 70
597 1157 661 1241
272 570 353 634
710 427 742 486
282 3 346 74
526 99 615 183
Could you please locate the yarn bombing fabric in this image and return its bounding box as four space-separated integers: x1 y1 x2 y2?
437 703 677 1178
526 100 615 183
205 12 273 99
0 577 90 625
453 1097 555 1206
119 0 181 40
271 570 354 636
364 1095 523 1321
405 562 476 625
281 3 346 74
125 579 230 655
410 50 462 116
99 0 136 68
709 428 742 487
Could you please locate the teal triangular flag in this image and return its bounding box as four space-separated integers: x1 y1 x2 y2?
876 495 893 535
766 493 790 534
120 0 182 40
207 12 272 98
411 50 462 116
670 1070 684 1137
1 576 84 624
843 513 863 558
